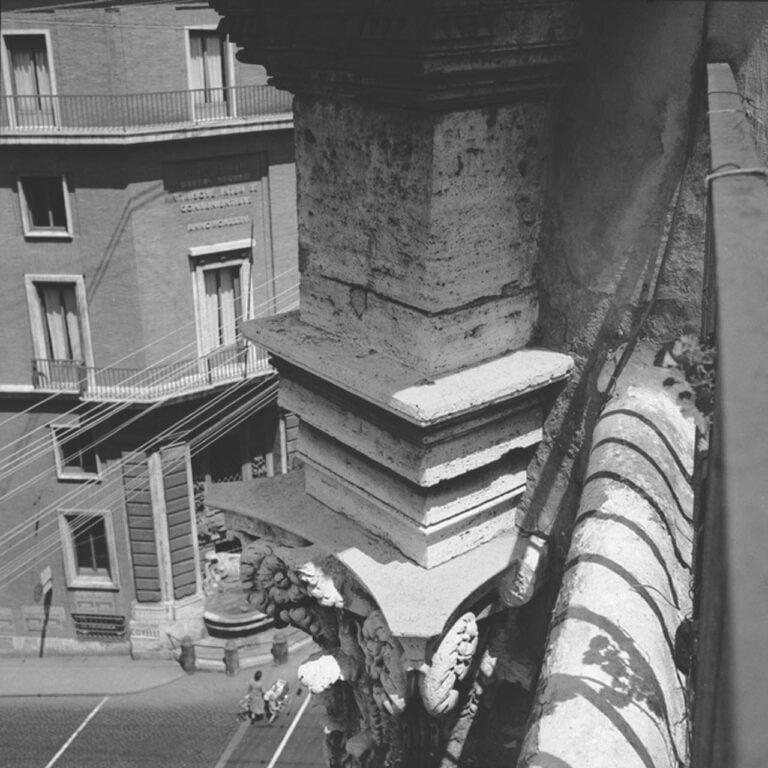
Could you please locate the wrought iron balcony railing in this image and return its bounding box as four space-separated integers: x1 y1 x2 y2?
0 85 292 134
32 343 272 401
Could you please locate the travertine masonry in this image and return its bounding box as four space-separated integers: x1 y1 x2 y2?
295 97 549 376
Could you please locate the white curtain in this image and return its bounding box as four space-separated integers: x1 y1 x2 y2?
189 33 226 118
189 33 206 104
10 42 53 126
203 270 221 350
203 35 225 103
10 50 37 95
39 284 82 361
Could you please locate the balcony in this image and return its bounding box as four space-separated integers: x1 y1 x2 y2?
32 343 273 402
0 85 293 143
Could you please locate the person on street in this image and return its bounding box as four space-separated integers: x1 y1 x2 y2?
245 670 267 721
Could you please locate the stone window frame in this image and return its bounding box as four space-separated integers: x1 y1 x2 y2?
17 174 73 239
188 239 254 357
57 508 120 591
50 420 102 482
24 274 95 368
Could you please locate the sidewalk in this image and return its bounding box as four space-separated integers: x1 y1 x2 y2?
0 654 187 698
0 627 316 698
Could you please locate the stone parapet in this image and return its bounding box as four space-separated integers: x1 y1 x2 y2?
519 386 695 768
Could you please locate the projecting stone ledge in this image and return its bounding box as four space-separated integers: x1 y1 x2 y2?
243 312 572 427
207 470 544 665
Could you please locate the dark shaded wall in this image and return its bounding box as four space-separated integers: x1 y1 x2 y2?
522 0 768 646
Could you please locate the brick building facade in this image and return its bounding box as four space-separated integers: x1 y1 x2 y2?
0 0 298 656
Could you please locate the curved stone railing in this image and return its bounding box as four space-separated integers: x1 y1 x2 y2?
519 386 695 768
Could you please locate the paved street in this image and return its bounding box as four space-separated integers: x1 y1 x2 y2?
0 665 326 768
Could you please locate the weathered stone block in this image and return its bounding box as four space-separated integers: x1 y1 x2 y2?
244 312 572 427
304 465 523 569
295 96 547 316
299 273 537 376
299 422 528 528
279 375 543 487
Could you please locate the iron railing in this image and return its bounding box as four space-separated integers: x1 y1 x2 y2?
0 85 292 134
32 343 272 401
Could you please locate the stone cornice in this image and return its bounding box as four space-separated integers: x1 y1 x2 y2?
212 0 583 107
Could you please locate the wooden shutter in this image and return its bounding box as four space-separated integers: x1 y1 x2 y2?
121 451 162 602
160 444 198 600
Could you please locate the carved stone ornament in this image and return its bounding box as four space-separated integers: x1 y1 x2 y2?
360 610 411 716
418 612 479 717
298 560 345 609
239 542 339 646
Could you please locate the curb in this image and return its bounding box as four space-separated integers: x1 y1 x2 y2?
0 674 188 699
0 632 316 698
192 634 315 673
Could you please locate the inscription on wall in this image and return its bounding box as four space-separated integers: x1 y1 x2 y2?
163 155 267 234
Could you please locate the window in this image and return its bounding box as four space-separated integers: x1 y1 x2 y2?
19 176 71 237
190 243 252 380
58 510 119 590
26 275 94 389
187 30 230 120
191 245 252 353
52 424 100 480
2 33 56 127
36 282 82 360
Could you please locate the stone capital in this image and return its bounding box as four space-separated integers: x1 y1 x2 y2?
214 0 582 108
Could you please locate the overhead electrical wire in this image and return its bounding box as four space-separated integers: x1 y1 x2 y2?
0 380 278 577
0 278 297 539
0 375 262 552
0 265 298 439
0 277 298 484
0 278 296 505
0 377 279 587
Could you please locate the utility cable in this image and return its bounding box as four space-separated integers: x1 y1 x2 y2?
0 375 266 552
0 265 297 439
0 378 275 582
0 379 279 587
0 277 297 481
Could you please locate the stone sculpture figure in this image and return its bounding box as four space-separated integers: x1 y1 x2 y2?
239 542 339 646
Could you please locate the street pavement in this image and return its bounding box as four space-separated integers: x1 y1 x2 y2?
0 638 326 768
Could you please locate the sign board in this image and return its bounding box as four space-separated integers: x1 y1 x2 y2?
40 566 53 596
